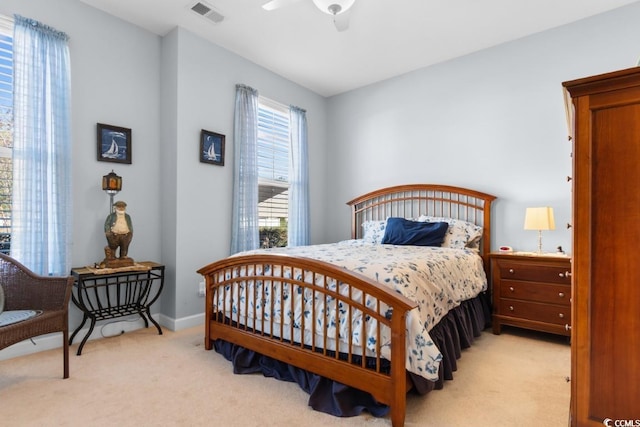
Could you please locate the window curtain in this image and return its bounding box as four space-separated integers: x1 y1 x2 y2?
563 87 575 143
287 106 309 247
230 84 259 254
11 15 72 276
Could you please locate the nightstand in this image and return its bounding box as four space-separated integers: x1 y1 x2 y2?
490 252 571 336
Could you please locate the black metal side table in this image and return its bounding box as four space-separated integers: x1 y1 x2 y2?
69 262 164 355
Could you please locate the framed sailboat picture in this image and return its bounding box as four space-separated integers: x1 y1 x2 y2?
97 123 132 164
200 129 225 166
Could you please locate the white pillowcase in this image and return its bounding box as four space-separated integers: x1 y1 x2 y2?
417 215 483 250
361 220 387 244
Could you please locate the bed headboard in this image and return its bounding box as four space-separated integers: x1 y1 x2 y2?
347 184 497 270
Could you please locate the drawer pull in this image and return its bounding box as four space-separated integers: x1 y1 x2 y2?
565 324 572 331
559 313 564 319
558 292 565 298
509 306 514 311
509 287 514 292
559 271 572 278
509 268 515 274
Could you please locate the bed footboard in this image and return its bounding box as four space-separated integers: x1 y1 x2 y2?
198 253 417 427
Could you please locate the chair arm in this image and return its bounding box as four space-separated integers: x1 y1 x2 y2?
4 276 74 311
1 254 74 312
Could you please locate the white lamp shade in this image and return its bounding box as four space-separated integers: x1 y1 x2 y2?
312 0 355 15
524 207 555 231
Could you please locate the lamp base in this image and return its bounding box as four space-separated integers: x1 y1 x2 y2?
536 230 543 254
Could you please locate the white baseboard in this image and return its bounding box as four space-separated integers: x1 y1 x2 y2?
159 312 205 331
0 331 67 361
0 312 204 361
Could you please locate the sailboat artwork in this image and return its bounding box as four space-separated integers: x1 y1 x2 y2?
199 129 225 166
204 136 219 162
97 123 132 164
102 137 120 159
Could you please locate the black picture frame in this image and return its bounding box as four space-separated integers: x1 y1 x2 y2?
200 129 225 166
97 123 132 164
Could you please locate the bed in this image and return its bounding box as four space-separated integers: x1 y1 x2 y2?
197 184 496 427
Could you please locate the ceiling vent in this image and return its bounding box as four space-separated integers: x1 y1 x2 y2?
190 1 224 24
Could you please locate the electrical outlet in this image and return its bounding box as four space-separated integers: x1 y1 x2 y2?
198 281 205 297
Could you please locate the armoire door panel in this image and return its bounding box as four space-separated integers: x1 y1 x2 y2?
589 104 640 420
564 67 640 427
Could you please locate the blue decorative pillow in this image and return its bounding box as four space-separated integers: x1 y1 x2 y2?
381 217 449 246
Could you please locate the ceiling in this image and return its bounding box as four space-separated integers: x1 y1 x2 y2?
79 0 638 97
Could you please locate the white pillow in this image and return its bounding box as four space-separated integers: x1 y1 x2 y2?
417 215 483 250
361 220 387 244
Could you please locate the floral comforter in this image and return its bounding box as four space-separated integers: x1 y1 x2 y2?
233 240 487 381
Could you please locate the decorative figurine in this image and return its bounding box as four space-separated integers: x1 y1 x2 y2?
101 200 134 268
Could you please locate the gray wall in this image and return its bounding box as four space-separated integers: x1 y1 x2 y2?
161 27 326 326
324 2 640 254
0 0 163 333
1 0 639 340
0 0 326 335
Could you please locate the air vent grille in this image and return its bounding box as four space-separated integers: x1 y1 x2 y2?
190 2 224 24
191 2 211 15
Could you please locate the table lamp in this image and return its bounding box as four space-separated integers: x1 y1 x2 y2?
524 207 555 254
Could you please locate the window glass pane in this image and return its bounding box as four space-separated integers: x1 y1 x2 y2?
0 16 12 253
0 32 12 148
257 97 289 248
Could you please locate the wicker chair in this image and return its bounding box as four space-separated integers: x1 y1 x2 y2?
0 253 74 378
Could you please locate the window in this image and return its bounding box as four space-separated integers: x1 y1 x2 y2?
0 17 12 255
257 97 289 248
0 15 71 274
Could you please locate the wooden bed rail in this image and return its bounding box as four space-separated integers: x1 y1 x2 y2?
198 253 418 427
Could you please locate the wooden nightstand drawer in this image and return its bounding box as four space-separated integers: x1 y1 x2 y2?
496 260 570 284
491 253 571 336
499 299 570 325
499 281 570 305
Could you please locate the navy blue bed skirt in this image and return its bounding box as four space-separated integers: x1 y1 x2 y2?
213 292 490 418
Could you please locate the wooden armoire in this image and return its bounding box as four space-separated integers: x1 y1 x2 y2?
563 68 640 426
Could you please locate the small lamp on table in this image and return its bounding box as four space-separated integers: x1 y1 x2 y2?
524 206 555 254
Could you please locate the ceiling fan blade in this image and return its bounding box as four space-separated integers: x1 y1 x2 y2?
262 0 301 11
333 10 350 32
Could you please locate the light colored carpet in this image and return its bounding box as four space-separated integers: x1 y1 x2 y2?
0 325 570 426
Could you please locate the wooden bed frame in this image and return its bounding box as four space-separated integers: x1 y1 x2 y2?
198 184 496 427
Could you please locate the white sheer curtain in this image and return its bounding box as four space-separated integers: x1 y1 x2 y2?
230 84 260 254
287 106 309 247
11 15 72 275
563 87 575 142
